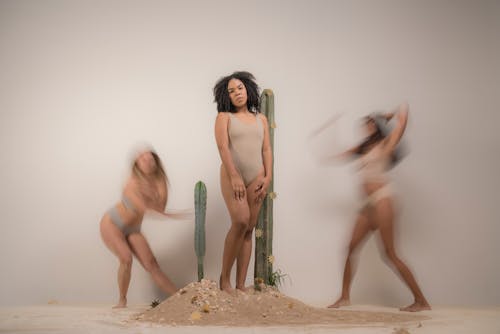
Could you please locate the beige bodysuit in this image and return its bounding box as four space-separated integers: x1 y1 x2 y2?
359 144 390 183
359 143 393 206
228 112 264 186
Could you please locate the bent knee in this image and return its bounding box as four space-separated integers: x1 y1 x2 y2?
119 254 133 267
243 228 254 240
383 248 399 262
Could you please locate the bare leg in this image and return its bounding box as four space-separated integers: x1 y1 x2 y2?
100 217 133 308
219 166 250 292
235 230 253 291
328 209 372 308
127 233 177 296
235 174 265 290
375 197 431 312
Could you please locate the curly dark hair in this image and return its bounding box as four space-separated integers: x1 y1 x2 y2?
213 71 260 113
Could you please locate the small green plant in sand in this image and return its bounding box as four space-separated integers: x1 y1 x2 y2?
268 269 288 288
150 299 160 308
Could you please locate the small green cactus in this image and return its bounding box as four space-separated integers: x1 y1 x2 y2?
194 181 207 282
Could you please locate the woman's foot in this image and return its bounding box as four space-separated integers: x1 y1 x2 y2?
236 285 250 292
328 297 350 308
400 301 431 312
219 275 234 293
112 297 127 308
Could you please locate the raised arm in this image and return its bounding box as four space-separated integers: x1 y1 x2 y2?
214 112 245 200
382 102 409 154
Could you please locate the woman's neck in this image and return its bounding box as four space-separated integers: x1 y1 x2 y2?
235 106 250 114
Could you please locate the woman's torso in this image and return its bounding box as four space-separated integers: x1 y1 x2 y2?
358 142 390 196
227 112 264 185
113 195 143 227
110 176 158 227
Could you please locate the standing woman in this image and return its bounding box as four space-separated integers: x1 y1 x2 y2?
326 103 430 312
100 148 178 308
214 71 273 292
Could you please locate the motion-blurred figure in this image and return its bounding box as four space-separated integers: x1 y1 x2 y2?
99 147 178 308
318 103 430 312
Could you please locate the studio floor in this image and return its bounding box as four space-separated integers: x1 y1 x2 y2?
0 303 498 334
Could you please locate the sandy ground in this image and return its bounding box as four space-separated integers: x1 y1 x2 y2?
1 304 499 333
0 281 499 334
135 280 427 326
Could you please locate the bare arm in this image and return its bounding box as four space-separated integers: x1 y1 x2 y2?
382 102 409 155
214 112 245 200
260 114 273 182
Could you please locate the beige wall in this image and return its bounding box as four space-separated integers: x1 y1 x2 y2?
0 0 498 306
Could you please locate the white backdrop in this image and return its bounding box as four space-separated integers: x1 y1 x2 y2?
1 0 499 307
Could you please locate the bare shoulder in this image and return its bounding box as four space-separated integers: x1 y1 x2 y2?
216 112 230 122
258 113 268 125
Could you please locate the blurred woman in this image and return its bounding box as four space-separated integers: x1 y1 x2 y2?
100 148 177 308
324 103 430 312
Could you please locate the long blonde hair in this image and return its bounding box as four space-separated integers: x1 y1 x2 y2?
132 150 169 185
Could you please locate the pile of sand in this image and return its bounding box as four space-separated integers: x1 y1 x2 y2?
131 279 427 327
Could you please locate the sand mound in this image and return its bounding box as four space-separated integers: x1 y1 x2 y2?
132 279 427 327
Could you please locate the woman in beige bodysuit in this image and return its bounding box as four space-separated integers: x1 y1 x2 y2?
325 103 430 312
99 148 178 308
213 71 273 292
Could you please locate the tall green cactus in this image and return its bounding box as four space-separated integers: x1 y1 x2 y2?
254 89 275 285
194 181 207 282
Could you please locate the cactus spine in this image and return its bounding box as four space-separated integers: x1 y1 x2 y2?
194 181 207 282
254 89 275 285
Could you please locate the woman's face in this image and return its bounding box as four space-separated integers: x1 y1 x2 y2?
136 151 157 175
227 78 247 110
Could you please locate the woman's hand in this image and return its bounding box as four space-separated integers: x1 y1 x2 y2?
254 176 271 204
383 112 395 121
383 102 408 121
230 174 246 201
